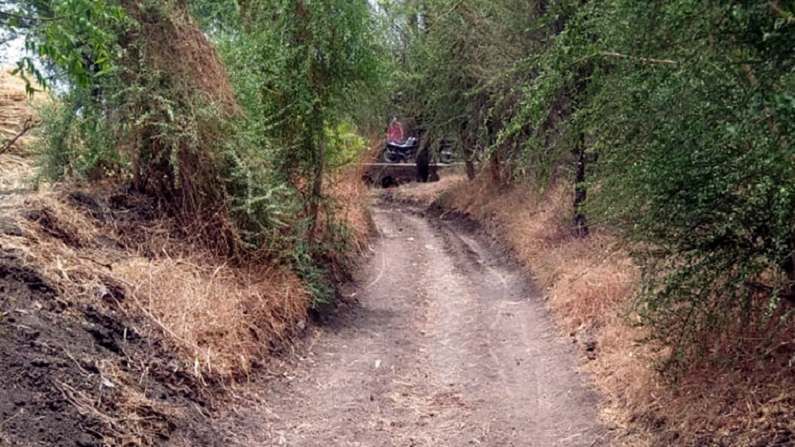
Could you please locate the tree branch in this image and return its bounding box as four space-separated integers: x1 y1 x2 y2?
770 1 795 24
599 51 678 66
0 117 37 154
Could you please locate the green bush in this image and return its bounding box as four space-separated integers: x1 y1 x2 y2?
325 121 368 169
36 93 125 181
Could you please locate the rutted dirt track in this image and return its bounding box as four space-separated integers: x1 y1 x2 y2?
224 203 605 446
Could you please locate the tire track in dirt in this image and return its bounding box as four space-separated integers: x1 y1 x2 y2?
221 202 606 446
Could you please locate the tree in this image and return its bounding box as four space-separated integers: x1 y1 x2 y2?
389 0 795 360
231 0 383 243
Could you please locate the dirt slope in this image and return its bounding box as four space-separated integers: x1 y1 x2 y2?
220 202 605 446
0 163 224 445
0 71 307 446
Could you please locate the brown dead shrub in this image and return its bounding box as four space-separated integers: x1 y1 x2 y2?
326 165 373 254
115 258 309 378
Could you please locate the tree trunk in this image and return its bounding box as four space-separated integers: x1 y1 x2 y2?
463 141 477 180
416 146 430 182
489 151 501 184
308 119 325 244
459 127 476 180
572 135 589 238
780 246 795 304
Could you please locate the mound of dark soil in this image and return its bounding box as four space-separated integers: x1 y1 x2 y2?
0 250 221 446
0 256 103 446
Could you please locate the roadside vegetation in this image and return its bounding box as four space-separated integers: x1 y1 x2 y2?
6 0 383 285
1 1 380 444
1 0 793 445
385 0 794 445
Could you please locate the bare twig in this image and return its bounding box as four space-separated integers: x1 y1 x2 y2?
0 409 23 430
0 116 38 154
599 51 678 66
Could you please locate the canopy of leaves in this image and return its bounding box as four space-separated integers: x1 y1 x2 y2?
1 0 128 91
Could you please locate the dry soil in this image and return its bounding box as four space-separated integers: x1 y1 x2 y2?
220 203 606 446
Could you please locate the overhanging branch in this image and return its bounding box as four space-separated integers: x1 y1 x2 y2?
599 51 678 66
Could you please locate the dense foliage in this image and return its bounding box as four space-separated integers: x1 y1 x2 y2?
1 0 385 303
3 0 793 355
386 0 795 360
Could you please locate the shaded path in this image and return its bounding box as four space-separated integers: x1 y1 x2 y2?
223 203 605 446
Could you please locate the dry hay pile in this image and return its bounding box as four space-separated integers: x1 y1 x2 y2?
392 174 794 447
0 188 310 445
119 0 237 114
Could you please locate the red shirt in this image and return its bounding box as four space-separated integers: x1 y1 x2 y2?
387 120 405 143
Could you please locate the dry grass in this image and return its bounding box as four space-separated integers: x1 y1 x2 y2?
121 1 238 114
0 64 342 445
0 70 45 154
394 173 795 446
320 137 382 260
437 177 636 325
390 173 467 208
114 258 308 378
1 191 310 381
327 162 375 254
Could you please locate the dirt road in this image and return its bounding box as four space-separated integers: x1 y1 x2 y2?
222 202 605 446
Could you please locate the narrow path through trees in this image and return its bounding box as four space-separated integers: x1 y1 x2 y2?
221 202 605 446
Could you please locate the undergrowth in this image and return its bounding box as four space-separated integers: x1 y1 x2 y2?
2 190 311 381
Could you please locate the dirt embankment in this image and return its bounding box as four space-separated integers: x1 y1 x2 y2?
0 70 46 157
0 72 317 446
388 175 795 446
0 62 378 445
0 185 317 446
0 243 216 446
0 73 34 149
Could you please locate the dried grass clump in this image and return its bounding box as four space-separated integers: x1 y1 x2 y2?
327 163 374 254
119 0 238 114
115 257 309 378
2 195 115 299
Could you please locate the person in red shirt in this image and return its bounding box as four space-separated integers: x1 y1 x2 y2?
387 117 405 144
